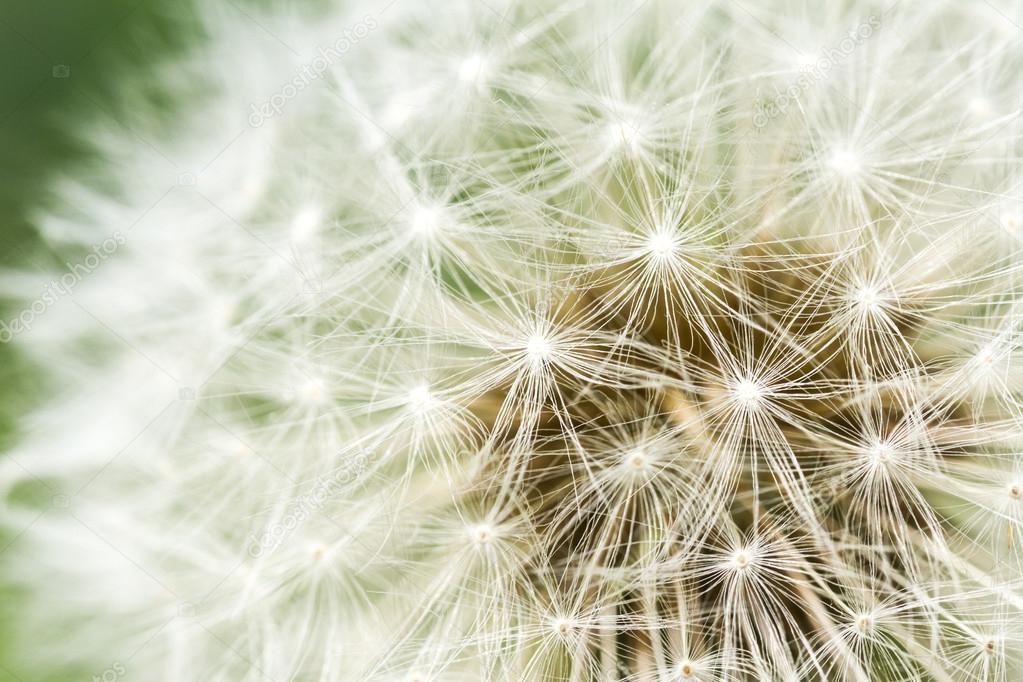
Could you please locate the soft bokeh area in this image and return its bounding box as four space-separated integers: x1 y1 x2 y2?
1 4 189 679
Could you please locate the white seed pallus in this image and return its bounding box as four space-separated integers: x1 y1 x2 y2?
2 1 1023 680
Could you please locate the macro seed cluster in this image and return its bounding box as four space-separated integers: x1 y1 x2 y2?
2 1 1023 681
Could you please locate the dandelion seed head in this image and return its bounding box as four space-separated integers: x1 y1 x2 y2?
469 523 495 546
618 447 655 480
854 613 875 634
999 208 1021 234
407 384 435 412
968 95 993 119
626 448 648 469
410 205 442 237
868 441 895 467
551 617 575 637
829 147 862 177
524 332 553 364
731 378 765 409
308 542 328 562
793 51 817 70
296 377 328 405
216 435 251 459
978 347 995 365
290 205 322 243
730 548 754 572
851 284 886 313
972 342 1004 376
457 53 490 85
208 296 236 329
645 228 677 261
606 118 644 153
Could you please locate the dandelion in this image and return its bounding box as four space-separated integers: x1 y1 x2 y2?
2 1 1023 680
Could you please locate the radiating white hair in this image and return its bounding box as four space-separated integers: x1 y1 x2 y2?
3 1 1023 680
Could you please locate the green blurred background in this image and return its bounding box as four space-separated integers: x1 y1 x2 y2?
1 3 191 679
0 0 197 443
